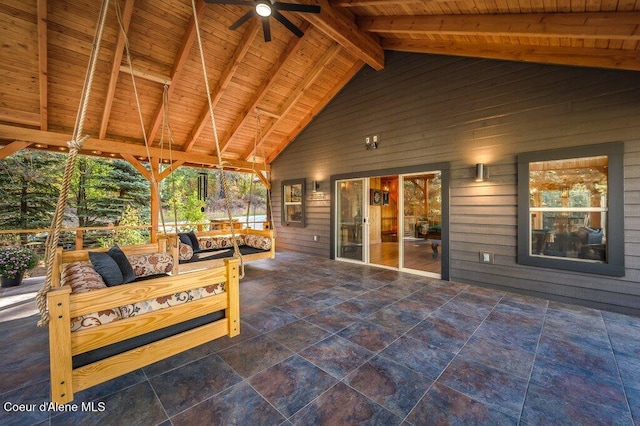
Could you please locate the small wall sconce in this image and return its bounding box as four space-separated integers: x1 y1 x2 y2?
313 180 320 192
475 163 488 182
365 134 379 150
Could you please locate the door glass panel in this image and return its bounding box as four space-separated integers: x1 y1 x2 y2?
337 179 364 261
402 172 442 276
369 176 399 268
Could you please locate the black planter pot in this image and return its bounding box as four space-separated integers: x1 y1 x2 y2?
1 271 24 287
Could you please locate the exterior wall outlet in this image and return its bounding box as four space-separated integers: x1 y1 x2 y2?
313 235 319 242
480 252 494 264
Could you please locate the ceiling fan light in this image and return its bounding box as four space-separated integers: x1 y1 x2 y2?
255 2 272 17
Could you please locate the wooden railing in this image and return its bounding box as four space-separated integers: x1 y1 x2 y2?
0 219 269 253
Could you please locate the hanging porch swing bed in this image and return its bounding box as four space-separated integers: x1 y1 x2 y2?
37 0 272 404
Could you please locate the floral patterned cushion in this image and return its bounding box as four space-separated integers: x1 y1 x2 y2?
127 252 174 278
119 282 226 318
243 234 272 250
178 243 193 261
62 261 122 332
197 235 244 251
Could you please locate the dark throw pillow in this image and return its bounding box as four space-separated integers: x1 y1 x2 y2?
186 231 201 253
179 233 193 248
89 251 124 286
108 244 136 284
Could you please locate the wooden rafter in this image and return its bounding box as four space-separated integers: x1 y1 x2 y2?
219 23 311 156
382 38 640 72
267 59 365 163
358 12 640 41
99 0 136 140
334 0 450 5
302 0 384 70
146 0 206 147
183 20 261 153
37 0 48 131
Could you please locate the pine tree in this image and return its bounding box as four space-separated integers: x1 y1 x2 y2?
0 150 64 237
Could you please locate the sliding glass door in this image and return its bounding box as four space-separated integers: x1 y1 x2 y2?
336 179 366 262
401 172 442 276
335 170 443 278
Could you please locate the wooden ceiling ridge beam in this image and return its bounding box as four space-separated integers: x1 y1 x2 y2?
219 24 311 156
382 38 640 72
302 0 384 70
146 0 207 147
183 19 261 153
244 43 342 161
37 0 48 131
0 124 267 173
267 59 364 163
359 12 640 40
99 0 136 140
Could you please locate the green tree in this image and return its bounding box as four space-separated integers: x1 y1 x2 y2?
95 160 150 223
0 150 65 237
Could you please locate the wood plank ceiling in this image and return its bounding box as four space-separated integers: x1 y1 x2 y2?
1 0 638 174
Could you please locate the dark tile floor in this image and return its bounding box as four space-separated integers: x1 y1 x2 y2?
1 251 639 425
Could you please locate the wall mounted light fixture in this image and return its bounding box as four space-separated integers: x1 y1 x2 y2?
313 180 320 192
475 163 487 182
365 134 379 150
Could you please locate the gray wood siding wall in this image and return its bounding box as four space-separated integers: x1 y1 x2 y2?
271 52 640 315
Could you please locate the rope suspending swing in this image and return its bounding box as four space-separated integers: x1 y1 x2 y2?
190 0 245 278
36 0 112 327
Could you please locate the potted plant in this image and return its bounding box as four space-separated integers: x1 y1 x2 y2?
0 246 39 287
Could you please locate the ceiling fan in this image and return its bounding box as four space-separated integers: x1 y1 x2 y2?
204 0 321 42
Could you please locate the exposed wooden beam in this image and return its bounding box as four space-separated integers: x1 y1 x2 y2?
243 43 342 161
382 38 640 72
219 24 310 156
302 0 384 70
158 160 185 181
359 12 640 40
146 0 206 147
121 153 151 181
0 125 268 173
99 0 136 140
254 108 281 120
333 0 451 5
267 59 365 163
0 108 41 127
37 0 48 131
119 65 171 85
0 141 33 159
183 19 261 152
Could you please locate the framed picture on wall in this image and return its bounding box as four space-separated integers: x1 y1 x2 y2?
370 189 382 206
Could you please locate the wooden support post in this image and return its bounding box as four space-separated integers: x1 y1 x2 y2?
75 230 83 250
48 286 73 404
225 258 240 337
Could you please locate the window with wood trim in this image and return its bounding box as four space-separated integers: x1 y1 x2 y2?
517 143 624 277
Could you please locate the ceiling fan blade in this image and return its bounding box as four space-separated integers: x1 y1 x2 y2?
229 10 255 30
204 0 254 5
273 10 304 38
262 17 271 42
274 3 321 13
